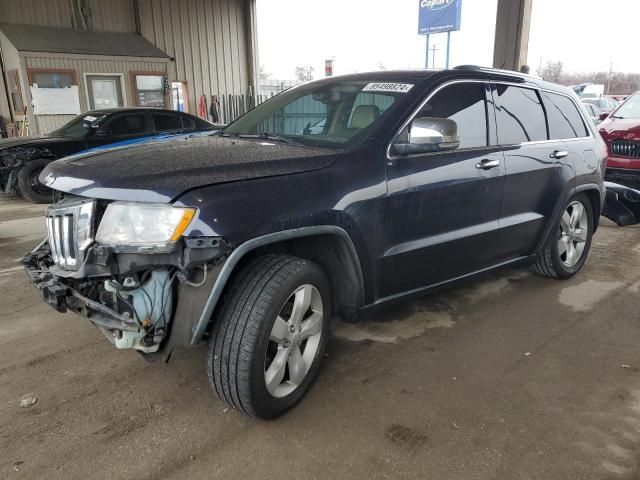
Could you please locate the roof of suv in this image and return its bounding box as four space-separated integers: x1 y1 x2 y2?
307 66 573 96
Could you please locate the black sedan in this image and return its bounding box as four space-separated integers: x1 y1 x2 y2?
0 108 215 203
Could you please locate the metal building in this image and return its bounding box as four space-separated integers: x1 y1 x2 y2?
0 0 258 135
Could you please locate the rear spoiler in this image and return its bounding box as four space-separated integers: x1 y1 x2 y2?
602 182 640 226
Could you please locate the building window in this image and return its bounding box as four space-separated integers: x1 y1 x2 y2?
7 70 24 114
133 74 165 107
28 69 77 88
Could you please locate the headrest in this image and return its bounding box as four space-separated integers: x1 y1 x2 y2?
350 105 380 129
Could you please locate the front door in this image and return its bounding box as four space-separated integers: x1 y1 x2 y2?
381 81 505 297
87 75 123 110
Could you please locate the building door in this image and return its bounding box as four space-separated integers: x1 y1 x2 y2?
171 82 188 112
87 75 123 110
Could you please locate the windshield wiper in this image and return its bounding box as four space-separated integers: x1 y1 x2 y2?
234 132 300 146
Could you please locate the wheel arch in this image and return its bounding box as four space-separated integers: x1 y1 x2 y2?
573 183 603 232
190 226 365 345
535 182 603 253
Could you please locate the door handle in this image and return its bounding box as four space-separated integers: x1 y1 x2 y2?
476 159 500 170
550 150 569 159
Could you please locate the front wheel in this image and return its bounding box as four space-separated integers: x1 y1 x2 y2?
16 158 53 203
207 254 331 419
532 193 594 279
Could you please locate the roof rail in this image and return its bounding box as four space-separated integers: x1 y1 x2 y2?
453 65 481 70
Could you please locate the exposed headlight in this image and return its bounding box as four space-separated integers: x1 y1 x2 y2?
96 202 196 250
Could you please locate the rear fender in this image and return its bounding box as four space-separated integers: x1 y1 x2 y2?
534 182 604 253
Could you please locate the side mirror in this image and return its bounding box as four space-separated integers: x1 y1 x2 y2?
599 112 609 121
394 117 460 156
95 129 111 137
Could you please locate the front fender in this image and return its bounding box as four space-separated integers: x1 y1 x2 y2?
189 226 365 345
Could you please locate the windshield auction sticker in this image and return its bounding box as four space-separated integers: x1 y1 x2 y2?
362 83 414 93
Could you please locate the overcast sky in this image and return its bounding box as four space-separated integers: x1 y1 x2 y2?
257 0 640 80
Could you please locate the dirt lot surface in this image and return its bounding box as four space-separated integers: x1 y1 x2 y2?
2 194 640 480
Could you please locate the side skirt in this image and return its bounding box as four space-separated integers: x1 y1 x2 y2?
360 254 536 315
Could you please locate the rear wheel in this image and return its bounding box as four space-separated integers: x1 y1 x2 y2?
532 193 594 279
207 254 331 419
17 158 53 203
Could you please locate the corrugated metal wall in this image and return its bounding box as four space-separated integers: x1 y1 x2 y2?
23 54 168 134
139 0 253 114
0 0 136 31
0 0 73 28
0 0 257 133
88 0 137 31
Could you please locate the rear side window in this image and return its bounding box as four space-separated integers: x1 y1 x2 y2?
493 85 547 144
181 115 196 130
543 92 589 139
418 82 488 149
152 113 182 132
107 114 147 135
196 118 214 129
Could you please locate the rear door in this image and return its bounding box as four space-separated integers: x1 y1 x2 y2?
381 80 506 297
492 83 572 260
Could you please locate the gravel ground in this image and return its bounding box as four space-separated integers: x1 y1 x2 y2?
1 194 640 480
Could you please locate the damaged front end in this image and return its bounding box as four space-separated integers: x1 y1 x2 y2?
0 145 52 193
602 181 640 226
23 196 230 357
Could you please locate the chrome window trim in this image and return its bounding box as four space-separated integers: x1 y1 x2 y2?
386 78 594 161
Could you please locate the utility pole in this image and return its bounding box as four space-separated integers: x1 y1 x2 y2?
607 59 613 95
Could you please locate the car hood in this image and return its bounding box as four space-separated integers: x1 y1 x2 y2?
0 135 66 151
599 118 640 141
40 134 338 202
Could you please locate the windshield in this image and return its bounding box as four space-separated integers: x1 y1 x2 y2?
224 79 413 148
613 95 640 119
49 113 108 138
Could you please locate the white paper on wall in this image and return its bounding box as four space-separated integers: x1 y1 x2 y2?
30 85 81 115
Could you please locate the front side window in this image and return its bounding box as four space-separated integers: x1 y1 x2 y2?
107 114 147 136
417 82 489 149
543 92 589 139
224 79 408 148
493 85 547 144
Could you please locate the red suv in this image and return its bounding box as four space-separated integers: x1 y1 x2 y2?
599 92 640 189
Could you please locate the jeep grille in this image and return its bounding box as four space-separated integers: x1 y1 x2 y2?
45 200 96 270
611 140 640 158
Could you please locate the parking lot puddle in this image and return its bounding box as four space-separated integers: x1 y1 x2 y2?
333 311 453 343
559 279 624 312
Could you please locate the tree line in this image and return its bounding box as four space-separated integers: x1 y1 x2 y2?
537 61 640 95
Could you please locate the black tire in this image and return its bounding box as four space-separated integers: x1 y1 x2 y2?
17 158 53 204
532 193 594 279
207 254 331 419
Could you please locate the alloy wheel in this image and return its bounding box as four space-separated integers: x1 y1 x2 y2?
558 200 589 267
264 284 324 398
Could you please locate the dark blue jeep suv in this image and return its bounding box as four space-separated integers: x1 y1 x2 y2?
24 67 607 419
